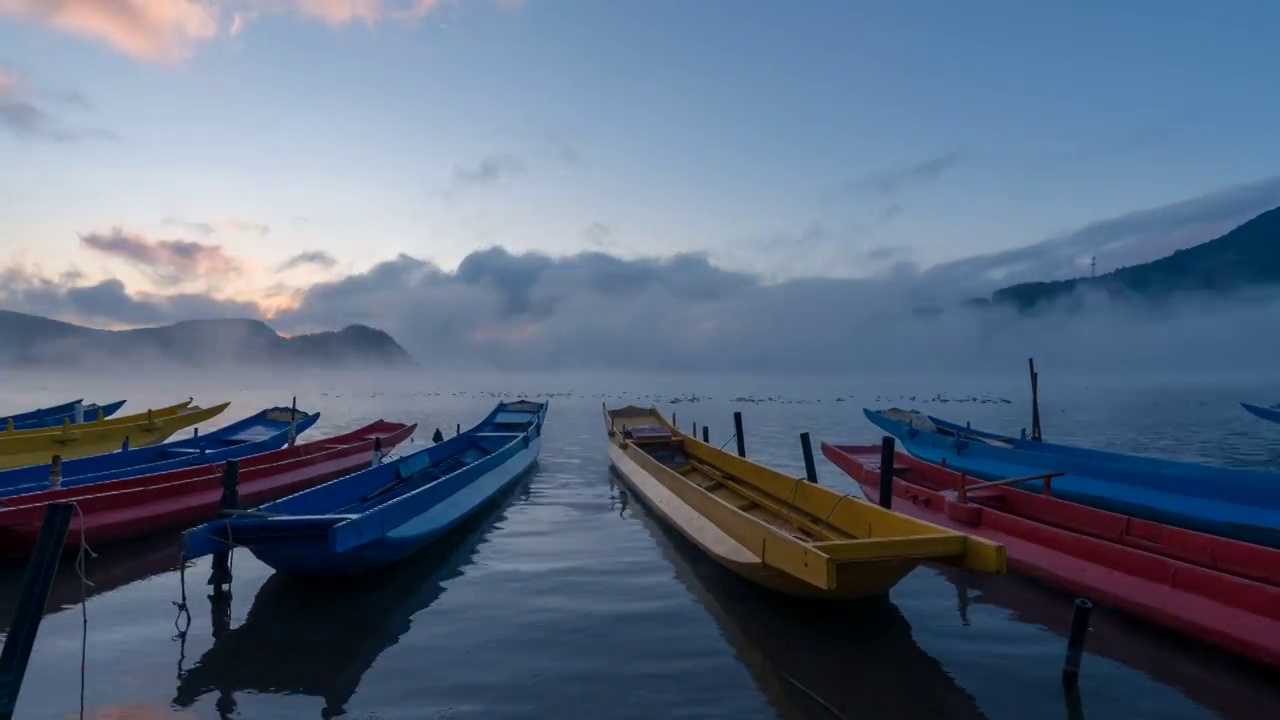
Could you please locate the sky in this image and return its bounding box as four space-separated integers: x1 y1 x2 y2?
2 1 1280 372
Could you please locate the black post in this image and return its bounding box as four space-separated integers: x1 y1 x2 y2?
1029 357 1042 442
878 436 896 509
733 411 745 458
373 436 383 466
1062 598 1093 688
799 433 817 483
701 426 709 444
210 459 239 593
456 423 461 436
692 421 697 437
0 502 75 720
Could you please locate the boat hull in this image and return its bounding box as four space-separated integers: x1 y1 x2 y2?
0 407 319 497
3 400 127 431
608 444 917 599
0 421 415 554
1242 402 1280 425
0 401 230 470
821 442 1280 669
866 409 1280 548
247 437 541 577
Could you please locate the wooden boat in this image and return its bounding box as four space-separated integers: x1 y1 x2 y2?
0 406 319 498
1 399 127 431
0 420 416 555
180 400 546 578
0 398 192 437
1242 402 1280 425
865 408 1280 548
0 400 228 470
926 411 1278 478
820 442 1280 669
604 405 1005 599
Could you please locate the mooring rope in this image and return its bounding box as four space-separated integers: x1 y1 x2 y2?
70 502 97 720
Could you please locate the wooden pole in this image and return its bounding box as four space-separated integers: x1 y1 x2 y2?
1029 357 1043 442
0 503 75 720
1062 598 1093 688
701 426 709 444
733 412 746 458
878 436 896 509
800 433 817 483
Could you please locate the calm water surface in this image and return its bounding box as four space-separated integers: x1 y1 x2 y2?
1 370 1279 719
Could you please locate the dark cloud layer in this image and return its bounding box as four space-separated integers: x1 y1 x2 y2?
277 250 338 272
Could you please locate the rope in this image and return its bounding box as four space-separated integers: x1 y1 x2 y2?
816 493 856 539
718 434 736 451
69 503 96 720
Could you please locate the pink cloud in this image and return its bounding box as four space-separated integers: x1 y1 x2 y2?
80 227 243 286
0 0 509 60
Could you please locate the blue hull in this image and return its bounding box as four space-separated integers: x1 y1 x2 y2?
0 406 319 497
1 399 126 430
183 400 548 578
865 408 1280 548
926 413 1279 481
1242 402 1280 426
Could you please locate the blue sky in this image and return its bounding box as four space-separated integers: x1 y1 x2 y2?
2 0 1279 320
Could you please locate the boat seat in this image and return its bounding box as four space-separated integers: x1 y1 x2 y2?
161 448 205 459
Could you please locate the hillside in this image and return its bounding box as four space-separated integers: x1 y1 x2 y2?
0 312 414 368
991 206 1280 311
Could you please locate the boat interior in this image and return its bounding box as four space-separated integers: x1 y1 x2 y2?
608 408 990 560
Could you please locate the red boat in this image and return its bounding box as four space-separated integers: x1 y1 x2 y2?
0 420 417 555
820 442 1280 669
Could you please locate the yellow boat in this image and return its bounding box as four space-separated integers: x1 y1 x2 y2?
0 398 193 436
605 405 1005 599
0 400 231 469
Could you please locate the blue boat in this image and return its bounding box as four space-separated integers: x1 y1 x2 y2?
181 400 547 578
1242 402 1280 426
0 406 319 498
864 408 1280 548
1 399 127 431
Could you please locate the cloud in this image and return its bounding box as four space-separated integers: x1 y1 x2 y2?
449 154 526 194
0 1 496 62
277 250 338 272
921 175 1280 301
259 240 1280 378
835 152 962 199
80 227 243 286
583 222 611 248
0 266 259 327
0 64 110 142
160 217 270 237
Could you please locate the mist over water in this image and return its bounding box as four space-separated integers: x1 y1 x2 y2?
1 368 1278 719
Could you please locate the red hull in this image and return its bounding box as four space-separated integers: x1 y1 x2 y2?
821 442 1280 669
0 420 417 554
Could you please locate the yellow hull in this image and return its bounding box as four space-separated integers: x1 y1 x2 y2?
0 401 231 469
605 405 1005 599
0 399 193 437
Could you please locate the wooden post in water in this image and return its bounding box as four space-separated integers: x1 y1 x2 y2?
289 396 298 447
878 436 896 509
701 426 709 444
1029 357 1043 442
733 412 746 458
210 459 239 594
456 423 461 436
0 503 75 720
1062 598 1093 689
799 433 817 483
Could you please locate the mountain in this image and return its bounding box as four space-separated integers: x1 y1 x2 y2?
990 205 1280 311
0 312 414 368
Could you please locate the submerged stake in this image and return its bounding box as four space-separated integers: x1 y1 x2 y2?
733 412 746 458
800 432 817 483
878 436 895 509
1062 598 1093 688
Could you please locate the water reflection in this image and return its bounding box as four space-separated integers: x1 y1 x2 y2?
172 480 533 719
0 533 182 634
936 567 1280 720
611 475 987 720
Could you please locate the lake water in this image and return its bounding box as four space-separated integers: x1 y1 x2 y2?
1 369 1279 719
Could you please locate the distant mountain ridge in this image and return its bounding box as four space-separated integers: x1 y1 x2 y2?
0 312 414 368
988 205 1280 311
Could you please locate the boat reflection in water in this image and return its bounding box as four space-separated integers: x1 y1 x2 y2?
936 566 1280 720
172 479 533 719
0 532 182 633
610 475 986 720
